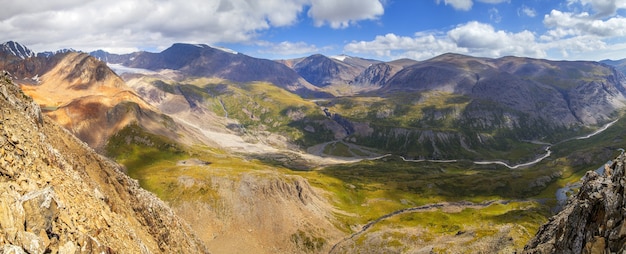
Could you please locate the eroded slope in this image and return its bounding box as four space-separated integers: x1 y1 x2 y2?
0 73 207 253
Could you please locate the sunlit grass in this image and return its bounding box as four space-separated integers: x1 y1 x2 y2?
352 201 548 251
103 98 626 252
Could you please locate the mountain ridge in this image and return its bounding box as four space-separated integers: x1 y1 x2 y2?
89 43 332 98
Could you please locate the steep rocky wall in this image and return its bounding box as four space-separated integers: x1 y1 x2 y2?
0 73 208 253
524 153 626 253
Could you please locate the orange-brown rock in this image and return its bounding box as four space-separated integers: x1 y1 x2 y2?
19 52 177 151
0 72 208 253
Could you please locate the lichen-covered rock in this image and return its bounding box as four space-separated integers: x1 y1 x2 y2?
524 154 626 253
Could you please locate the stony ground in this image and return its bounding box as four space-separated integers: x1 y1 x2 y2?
0 74 208 253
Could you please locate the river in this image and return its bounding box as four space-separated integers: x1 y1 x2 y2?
471 119 617 169
554 161 610 212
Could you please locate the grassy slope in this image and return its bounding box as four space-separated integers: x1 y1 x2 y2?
105 116 626 251
152 78 336 147
104 123 556 251
317 91 565 162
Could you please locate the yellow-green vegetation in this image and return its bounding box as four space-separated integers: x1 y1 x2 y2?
103 109 626 252
322 141 352 157
321 91 470 129
291 230 326 253
105 123 292 203
105 123 186 173
532 115 626 200
349 201 548 252
320 141 380 157
314 90 568 162
152 78 336 146
289 158 558 250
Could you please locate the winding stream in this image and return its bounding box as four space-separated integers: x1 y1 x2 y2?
554 161 610 212
328 200 507 253
473 146 552 169
325 120 620 252
396 119 617 169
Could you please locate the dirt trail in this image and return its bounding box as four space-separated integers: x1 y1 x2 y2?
328 200 506 253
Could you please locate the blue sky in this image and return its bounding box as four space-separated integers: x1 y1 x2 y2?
3 0 626 61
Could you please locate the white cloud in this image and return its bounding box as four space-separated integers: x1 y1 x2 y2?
448 22 543 57
436 0 509 11
344 32 462 60
489 8 502 23
437 0 473 11
307 0 384 28
345 22 545 60
0 0 88 20
258 41 324 57
543 9 626 38
572 0 626 17
0 0 384 53
518 5 537 17
532 0 626 59
347 0 625 61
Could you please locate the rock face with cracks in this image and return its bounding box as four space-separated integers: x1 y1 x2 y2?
0 73 208 253
524 153 626 253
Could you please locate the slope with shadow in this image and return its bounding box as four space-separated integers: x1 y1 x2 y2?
601 58 626 76
318 53 626 160
353 58 418 87
0 74 208 253
382 53 626 127
285 54 380 87
17 52 185 151
91 43 330 98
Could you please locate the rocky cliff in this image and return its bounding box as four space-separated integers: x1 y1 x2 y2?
0 73 207 253
524 154 626 253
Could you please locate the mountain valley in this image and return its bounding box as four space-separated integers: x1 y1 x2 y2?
3 40 626 253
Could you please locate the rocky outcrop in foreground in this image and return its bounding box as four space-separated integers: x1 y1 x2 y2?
524 154 626 253
0 74 208 253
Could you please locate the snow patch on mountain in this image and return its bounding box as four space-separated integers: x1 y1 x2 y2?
330 55 349 61
1 41 35 59
214 46 238 54
107 63 156 75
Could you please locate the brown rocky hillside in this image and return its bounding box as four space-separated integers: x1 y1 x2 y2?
524 153 626 253
0 73 208 253
18 52 183 151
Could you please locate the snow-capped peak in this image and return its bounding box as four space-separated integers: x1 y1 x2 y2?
330 54 350 62
214 46 238 55
1 41 35 59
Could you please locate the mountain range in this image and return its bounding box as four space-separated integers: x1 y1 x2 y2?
91 43 331 98
86 42 626 159
3 40 626 252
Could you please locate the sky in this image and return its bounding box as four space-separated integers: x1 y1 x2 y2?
2 0 626 61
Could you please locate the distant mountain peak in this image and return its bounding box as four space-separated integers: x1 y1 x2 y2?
1 41 35 59
37 48 81 58
330 54 350 62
